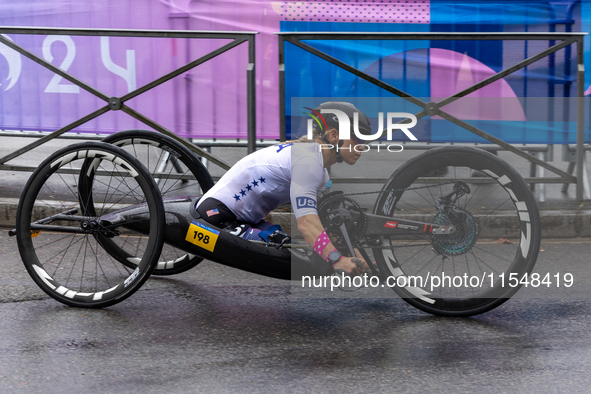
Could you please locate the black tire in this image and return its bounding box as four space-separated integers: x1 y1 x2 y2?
90 130 214 275
372 147 541 317
16 142 165 308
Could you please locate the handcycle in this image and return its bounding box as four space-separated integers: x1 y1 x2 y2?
11 129 541 317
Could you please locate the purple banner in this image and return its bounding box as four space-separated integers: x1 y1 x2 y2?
0 0 434 140
0 0 284 139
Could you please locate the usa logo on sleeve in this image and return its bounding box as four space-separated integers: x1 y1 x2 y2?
296 197 317 209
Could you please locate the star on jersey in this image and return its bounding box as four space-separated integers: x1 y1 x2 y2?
232 179 264 201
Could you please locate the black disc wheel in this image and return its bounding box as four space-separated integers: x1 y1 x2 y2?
16 142 165 308
92 130 214 275
372 147 541 317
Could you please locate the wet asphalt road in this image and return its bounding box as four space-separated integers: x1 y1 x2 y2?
1 230 591 393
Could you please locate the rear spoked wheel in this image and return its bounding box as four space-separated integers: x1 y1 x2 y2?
16 142 165 308
93 129 214 275
373 147 541 317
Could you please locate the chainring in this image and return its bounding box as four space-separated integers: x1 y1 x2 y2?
430 207 479 257
317 193 366 249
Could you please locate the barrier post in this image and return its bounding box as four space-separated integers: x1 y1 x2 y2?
247 34 257 154
576 36 586 201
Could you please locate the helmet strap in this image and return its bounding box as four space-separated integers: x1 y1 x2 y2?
321 130 344 163
335 139 344 163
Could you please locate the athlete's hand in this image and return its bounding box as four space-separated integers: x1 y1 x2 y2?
333 256 369 276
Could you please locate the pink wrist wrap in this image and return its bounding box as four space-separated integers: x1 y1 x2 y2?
313 231 331 258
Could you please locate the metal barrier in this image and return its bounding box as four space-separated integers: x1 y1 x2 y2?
0 26 260 172
277 32 588 201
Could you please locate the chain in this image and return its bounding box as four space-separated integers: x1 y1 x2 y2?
340 181 459 251
358 242 433 249
341 181 457 197
256 181 458 250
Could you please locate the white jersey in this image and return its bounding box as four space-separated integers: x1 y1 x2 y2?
196 142 329 224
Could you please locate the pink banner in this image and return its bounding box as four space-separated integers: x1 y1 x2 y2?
0 0 433 139
0 0 284 139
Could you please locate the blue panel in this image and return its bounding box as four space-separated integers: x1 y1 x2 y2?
430 0 556 25
282 21 430 138
430 120 590 144
430 24 503 73
281 1 589 144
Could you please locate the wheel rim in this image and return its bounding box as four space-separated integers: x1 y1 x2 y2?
17 144 163 306
373 150 539 312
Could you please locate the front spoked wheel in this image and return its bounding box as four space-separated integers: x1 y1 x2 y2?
93 130 214 275
16 142 165 308
373 147 541 317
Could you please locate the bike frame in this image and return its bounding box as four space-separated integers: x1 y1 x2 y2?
13 194 456 281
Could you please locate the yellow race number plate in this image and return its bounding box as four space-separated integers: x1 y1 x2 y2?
185 221 219 252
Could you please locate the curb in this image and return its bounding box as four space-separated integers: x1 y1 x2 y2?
2 197 590 239
0 198 20 231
